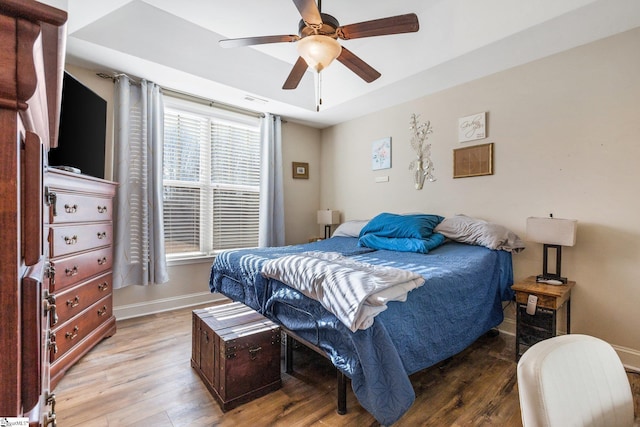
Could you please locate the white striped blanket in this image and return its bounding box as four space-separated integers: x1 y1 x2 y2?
260 251 425 332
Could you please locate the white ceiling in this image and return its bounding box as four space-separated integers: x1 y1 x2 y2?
41 0 640 128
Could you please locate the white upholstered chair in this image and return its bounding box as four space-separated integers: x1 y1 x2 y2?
517 334 634 427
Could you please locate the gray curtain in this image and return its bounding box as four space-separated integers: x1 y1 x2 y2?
113 75 169 288
258 113 285 247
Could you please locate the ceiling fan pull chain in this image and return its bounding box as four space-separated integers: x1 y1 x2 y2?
315 71 322 112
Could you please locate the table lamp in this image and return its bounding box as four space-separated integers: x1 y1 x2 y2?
317 209 340 239
526 215 577 284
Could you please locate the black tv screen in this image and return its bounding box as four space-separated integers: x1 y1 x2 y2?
49 71 107 179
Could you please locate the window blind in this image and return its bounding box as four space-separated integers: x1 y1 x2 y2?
163 104 260 258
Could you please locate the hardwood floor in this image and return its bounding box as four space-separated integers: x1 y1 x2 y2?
55 303 640 426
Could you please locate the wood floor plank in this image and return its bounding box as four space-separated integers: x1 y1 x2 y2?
53 303 639 426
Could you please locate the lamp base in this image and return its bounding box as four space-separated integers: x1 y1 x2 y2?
536 274 568 285
538 244 568 285
324 225 331 240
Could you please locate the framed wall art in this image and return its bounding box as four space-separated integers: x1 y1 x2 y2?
453 143 494 178
371 137 392 170
458 112 486 143
292 162 309 179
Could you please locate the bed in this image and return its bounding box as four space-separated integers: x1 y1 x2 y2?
208 214 523 425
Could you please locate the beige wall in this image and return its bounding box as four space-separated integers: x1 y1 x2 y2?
62 64 322 318
320 28 640 368
281 121 323 244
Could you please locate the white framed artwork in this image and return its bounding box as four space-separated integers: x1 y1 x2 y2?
372 137 392 170
458 112 486 143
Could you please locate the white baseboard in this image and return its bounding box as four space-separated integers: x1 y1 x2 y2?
497 319 640 372
614 344 640 372
113 291 225 320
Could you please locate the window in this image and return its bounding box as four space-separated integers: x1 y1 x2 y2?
162 98 261 260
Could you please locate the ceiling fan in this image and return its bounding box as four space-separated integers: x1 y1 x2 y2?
219 0 419 108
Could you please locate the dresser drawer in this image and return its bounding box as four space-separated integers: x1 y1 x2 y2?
49 192 113 224
49 223 113 258
50 295 113 362
50 246 112 292
52 272 113 327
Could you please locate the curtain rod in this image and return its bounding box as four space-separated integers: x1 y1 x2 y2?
97 72 265 119
161 87 265 119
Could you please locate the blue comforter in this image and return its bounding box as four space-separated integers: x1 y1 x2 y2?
209 238 514 425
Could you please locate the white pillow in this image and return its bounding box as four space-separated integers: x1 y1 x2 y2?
331 220 370 238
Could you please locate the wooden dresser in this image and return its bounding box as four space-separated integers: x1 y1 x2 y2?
45 168 117 388
0 0 67 424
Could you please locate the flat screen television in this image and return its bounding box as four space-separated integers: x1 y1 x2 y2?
48 71 107 179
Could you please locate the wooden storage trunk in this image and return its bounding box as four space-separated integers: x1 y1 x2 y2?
192 301 282 411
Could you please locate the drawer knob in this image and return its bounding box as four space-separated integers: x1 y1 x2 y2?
64 204 78 213
65 266 78 277
98 282 109 292
98 257 107 265
64 235 78 245
66 296 80 308
97 305 108 317
65 326 79 340
97 205 108 213
97 231 107 239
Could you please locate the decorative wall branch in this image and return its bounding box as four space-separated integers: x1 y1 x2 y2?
408 113 436 189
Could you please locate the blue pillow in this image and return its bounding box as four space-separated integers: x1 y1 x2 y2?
358 233 446 253
358 213 444 239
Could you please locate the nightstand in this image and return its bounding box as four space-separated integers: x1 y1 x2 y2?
512 276 575 360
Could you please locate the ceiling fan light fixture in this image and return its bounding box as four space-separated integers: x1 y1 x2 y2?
297 35 342 72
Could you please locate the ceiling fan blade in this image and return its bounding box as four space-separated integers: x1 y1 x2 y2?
292 0 322 26
283 57 309 90
219 34 300 48
338 13 419 40
336 46 381 83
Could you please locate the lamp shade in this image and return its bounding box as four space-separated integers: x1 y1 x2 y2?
317 209 340 225
526 217 577 246
297 35 342 72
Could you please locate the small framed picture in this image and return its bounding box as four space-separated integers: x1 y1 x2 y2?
292 162 309 179
372 137 392 170
458 112 487 143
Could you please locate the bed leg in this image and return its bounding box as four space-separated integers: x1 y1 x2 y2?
485 328 499 338
284 333 294 374
337 370 347 415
